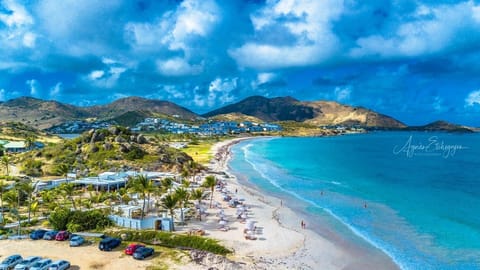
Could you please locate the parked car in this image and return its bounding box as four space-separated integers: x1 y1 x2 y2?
98 237 121 251
30 229 48 240
55 231 69 241
69 235 84 247
43 230 58 240
29 259 52 270
133 247 154 260
14 256 42 270
0 255 23 270
125 243 145 255
47 260 70 270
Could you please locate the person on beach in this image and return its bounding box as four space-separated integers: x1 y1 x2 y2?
301 220 305 229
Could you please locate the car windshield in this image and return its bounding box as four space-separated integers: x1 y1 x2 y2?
3 257 16 263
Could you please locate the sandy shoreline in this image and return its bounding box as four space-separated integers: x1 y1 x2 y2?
199 136 400 270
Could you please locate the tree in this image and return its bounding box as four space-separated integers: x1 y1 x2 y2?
161 177 174 193
0 179 8 224
190 189 205 221
55 163 70 180
25 136 35 150
2 156 10 176
2 188 20 234
160 193 178 229
48 207 72 230
60 183 77 210
128 174 156 219
16 180 36 223
174 187 189 224
203 175 217 208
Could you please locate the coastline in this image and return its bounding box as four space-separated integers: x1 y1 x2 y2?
204 136 400 270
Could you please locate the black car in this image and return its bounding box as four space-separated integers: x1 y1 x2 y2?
133 247 154 260
98 237 121 251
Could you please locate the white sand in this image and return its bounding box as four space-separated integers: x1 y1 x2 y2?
181 137 400 270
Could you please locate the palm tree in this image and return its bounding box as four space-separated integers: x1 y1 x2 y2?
40 190 58 211
190 189 205 221
2 156 10 176
16 180 36 223
0 179 8 224
202 175 217 208
56 164 70 181
60 183 77 210
3 188 20 233
174 187 189 224
161 177 173 193
25 136 35 150
128 175 156 219
30 199 39 217
160 193 178 230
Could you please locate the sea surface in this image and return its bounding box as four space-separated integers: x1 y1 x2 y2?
228 132 480 270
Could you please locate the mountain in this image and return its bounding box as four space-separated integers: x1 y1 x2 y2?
204 96 406 128
87 96 198 119
0 97 89 129
406 120 474 132
203 96 316 122
0 96 198 129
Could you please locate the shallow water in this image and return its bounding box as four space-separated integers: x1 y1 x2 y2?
229 132 480 270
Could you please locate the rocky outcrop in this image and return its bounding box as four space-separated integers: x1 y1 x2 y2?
189 250 248 270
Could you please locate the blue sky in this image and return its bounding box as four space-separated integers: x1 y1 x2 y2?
1 0 480 126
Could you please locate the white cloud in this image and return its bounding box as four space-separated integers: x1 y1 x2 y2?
334 86 351 102
195 77 237 107
156 57 202 76
49 82 62 97
22 32 36 48
125 0 219 53
0 0 33 27
230 0 343 70
465 90 480 107
26 79 40 96
89 70 105 80
207 77 237 106
351 2 480 58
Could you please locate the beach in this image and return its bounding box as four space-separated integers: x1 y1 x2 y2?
190 137 400 270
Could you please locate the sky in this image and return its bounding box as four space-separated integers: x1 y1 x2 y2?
1 0 480 126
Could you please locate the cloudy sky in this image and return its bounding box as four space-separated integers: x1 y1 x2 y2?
1 0 480 125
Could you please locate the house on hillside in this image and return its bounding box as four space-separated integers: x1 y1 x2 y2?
3 141 27 153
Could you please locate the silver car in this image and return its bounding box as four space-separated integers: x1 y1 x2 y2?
14 256 42 270
29 259 52 270
48 260 70 270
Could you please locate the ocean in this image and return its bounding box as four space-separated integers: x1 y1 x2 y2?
228 132 480 270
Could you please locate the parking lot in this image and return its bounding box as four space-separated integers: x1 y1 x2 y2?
0 239 153 269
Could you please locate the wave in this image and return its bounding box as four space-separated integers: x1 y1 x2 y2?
238 141 433 270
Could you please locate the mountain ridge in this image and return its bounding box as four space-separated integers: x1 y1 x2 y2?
0 95 472 131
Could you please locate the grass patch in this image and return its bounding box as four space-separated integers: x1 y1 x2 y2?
181 142 215 165
107 229 232 255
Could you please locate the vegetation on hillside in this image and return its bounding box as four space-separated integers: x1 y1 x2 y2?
16 126 196 176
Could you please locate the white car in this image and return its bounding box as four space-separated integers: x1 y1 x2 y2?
29 259 52 270
48 260 70 270
14 256 42 270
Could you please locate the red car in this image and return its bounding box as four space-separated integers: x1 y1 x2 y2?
55 230 70 241
125 243 145 255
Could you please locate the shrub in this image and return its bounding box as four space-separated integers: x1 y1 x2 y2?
49 208 112 232
107 229 231 255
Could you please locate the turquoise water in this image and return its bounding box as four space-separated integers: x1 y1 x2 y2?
229 133 480 270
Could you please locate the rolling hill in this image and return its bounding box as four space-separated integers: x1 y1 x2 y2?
0 96 198 129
